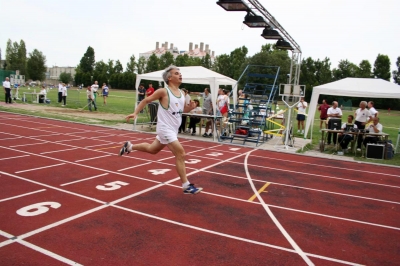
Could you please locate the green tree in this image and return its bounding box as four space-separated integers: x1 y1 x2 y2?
392 56 400 84
175 54 189 67
213 54 231 77
115 60 123 73
186 56 202 66
137 56 146 74
59 72 73 83
126 55 136 73
159 52 174 69
230 46 248 79
373 54 391 81
332 59 358 80
107 59 115 76
26 49 46 81
145 54 160 73
5 39 19 71
17 40 27 75
356 60 372 78
201 53 212 69
78 46 95 74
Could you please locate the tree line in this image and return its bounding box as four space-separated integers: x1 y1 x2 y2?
2 39 399 109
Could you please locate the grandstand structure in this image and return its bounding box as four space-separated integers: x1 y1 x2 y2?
218 65 280 146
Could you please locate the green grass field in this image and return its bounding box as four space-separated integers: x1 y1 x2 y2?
2 86 399 165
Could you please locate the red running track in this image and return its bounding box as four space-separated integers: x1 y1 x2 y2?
0 112 399 265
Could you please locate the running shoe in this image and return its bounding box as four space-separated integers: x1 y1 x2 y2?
183 184 203 195
119 141 132 156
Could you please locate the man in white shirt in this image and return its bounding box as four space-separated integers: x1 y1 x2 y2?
368 101 378 118
354 101 372 150
58 82 63 103
91 81 99 103
3 77 12 104
338 115 358 150
326 101 342 145
296 97 307 134
363 117 383 148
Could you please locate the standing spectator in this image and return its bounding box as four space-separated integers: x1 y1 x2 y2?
58 82 63 103
138 83 146 102
100 83 109 105
354 101 372 151
146 83 155 97
87 86 97 112
318 99 330 132
91 81 99 103
179 88 191 133
217 88 229 120
326 101 342 145
202 88 214 138
188 99 202 135
61 83 68 106
368 101 378 117
296 97 308 134
3 77 12 104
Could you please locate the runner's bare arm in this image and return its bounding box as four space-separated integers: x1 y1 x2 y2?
125 89 167 122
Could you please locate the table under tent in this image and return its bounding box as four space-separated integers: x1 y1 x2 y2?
219 65 280 146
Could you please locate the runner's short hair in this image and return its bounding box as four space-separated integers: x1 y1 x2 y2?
162 65 179 85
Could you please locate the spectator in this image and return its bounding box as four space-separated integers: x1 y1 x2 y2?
318 99 330 132
3 77 12 104
146 83 155 97
138 83 146 102
39 85 47 103
338 115 358 151
202 88 214 138
326 101 342 145
296 97 307 134
354 101 372 151
91 81 99 103
217 88 229 120
188 99 202 135
179 88 191 133
58 82 63 103
368 101 378 118
101 83 109 105
86 86 97 112
61 83 68 106
363 117 383 148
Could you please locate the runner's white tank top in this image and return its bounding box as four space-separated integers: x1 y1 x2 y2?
157 86 185 132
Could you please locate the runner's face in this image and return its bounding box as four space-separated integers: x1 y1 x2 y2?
169 69 182 85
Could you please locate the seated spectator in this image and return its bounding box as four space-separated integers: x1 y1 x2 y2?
338 115 358 150
188 99 202 135
39 85 47 103
363 117 383 147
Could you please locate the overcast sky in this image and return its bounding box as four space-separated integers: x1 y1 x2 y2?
1 0 399 78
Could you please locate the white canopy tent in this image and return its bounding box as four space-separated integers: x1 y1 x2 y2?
305 78 400 137
135 66 238 122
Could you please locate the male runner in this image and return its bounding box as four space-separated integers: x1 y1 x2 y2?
119 65 202 195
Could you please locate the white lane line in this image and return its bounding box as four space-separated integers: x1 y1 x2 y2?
60 173 109 186
41 147 79 154
0 136 23 140
249 153 400 178
17 239 83 266
112 205 361 266
0 239 13 248
15 163 66 174
117 161 152 172
239 161 400 189
75 154 112 162
10 142 48 148
203 169 400 205
0 230 14 238
244 151 314 265
0 155 30 161
0 171 105 204
0 189 46 203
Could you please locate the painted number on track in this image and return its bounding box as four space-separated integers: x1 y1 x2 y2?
206 152 223 157
16 202 61 217
148 169 171 175
185 159 201 164
96 181 129 191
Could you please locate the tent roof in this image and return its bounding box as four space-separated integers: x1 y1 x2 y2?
312 78 400 98
136 66 237 86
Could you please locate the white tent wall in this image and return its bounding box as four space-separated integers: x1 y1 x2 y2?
305 78 400 138
133 66 238 132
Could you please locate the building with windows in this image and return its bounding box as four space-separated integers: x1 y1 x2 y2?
139 41 216 61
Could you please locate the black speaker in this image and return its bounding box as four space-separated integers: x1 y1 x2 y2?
328 118 342 130
366 144 385 159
